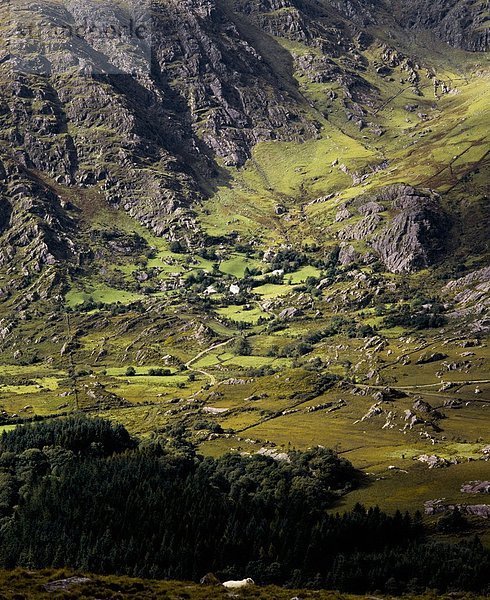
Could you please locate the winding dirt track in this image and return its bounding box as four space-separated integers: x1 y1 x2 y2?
185 339 234 385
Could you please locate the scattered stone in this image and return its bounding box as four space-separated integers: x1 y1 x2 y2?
439 382 457 392
412 399 444 420
416 351 447 364
44 577 92 592
221 378 250 385
382 410 397 429
461 481 490 494
443 399 463 409
404 410 422 430
245 393 268 401
417 454 450 468
279 307 300 320
335 206 351 222
304 402 333 414
338 244 358 265
466 505 490 518
257 448 290 462
328 399 347 412
424 499 449 515
357 402 383 423
202 407 228 414
375 387 407 401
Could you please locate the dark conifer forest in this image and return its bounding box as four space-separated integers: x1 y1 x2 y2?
0 417 487 594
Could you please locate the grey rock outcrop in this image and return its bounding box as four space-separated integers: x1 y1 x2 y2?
394 0 489 52
338 244 359 266
461 481 490 494
371 186 449 273
339 185 449 273
339 213 382 241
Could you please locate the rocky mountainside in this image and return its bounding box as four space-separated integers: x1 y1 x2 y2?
394 0 489 52
1 0 486 251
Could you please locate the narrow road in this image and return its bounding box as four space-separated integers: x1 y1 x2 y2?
185 338 234 385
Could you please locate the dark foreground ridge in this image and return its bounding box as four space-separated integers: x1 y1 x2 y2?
0 568 488 600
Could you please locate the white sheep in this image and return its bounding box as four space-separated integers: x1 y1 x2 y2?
222 578 255 589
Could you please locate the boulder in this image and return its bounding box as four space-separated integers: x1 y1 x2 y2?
465 505 490 518
417 454 450 468
338 244 358 265
335 206 351 222
279 307 300 319
44 577 91 592
461 481 490 494
416 351 447 364
200 573 221 585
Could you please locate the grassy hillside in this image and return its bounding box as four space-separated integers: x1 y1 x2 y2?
1 569 488 600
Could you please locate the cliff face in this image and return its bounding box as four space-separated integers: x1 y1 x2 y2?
0 157 76 274
392 0 489 52
151 0 320 166
233 0 489 52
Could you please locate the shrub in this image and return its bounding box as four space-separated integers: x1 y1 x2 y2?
148 368 171 376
